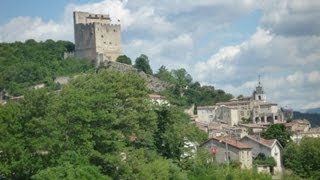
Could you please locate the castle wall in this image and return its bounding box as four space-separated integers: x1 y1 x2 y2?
74 11 111 25
74 23 97 62
73 11 121 64
94 23 122 61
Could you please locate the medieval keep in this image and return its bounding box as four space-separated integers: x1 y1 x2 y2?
73 11 122 65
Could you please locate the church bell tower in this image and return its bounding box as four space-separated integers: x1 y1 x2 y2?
253 75 266 102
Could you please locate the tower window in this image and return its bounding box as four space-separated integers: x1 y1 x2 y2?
258 96 261 100
101 35 104 38
114 29 116 32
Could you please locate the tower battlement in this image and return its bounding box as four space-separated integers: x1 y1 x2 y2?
73 11 122 65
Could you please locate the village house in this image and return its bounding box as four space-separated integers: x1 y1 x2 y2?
285 119 310 133
201 137 253 169
240 135 283 174
291 127 320 143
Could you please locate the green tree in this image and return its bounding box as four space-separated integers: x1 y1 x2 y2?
32 151 110 180
283 142 303 175
155 66 176 84
261 124 292 147
283 138 320 178
154 106 207 160
0 40 94 96
116 55 132 65
253 153 276 167
134 54 153 75
299 137 320 178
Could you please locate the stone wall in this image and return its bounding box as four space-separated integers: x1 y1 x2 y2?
73 11 122 64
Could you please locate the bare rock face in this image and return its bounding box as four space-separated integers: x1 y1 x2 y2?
101 61 171 92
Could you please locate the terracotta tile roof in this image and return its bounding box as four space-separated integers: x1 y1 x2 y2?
245 135 276 147
212 137 252 149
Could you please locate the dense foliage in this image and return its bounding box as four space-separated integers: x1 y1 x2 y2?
134 54 153 75
155 66 233 107
283 138 320 179
253 153 276 167
0 69 272 179
261 124 292 147
0 41 273 179
0 39 94 96
0 69 204 179
116 55 132 65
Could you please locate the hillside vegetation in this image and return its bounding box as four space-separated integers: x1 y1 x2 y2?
0 39 94 96
0 40 272 179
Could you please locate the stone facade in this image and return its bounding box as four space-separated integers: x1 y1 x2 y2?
215 81 285 125
240 135 283 174
73 11 122 65
201 137 253 169
196 105 240 126
215 106 240 126
197 106 216 123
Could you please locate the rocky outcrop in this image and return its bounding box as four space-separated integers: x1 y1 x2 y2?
101 61 171 92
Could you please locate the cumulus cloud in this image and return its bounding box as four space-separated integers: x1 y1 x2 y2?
0 16 71 42
261 0 320 36
0 0 130 42
195 25 320 109
0 0 319 110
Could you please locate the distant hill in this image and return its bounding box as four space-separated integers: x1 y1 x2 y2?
293 111 320 127
305 107 320 114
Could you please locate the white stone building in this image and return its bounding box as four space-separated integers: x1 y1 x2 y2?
196 106 216 124
240 135 283 174
196 80 285 127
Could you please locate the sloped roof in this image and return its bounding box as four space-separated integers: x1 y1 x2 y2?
242 135 283 149
202 137 252 150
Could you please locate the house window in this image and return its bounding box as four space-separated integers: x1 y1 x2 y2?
114 29 116 32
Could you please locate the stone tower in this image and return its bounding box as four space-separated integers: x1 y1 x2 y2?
253 76 266 102
73 11 122 65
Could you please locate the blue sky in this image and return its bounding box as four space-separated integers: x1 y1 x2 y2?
1 0 320 111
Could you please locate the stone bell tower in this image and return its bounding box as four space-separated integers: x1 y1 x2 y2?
253 75 266 102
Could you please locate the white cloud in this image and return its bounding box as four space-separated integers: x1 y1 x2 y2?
194 25 320 109
307 71 320 83
0 16 71 42
0 0 319 110
261 0 320 36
